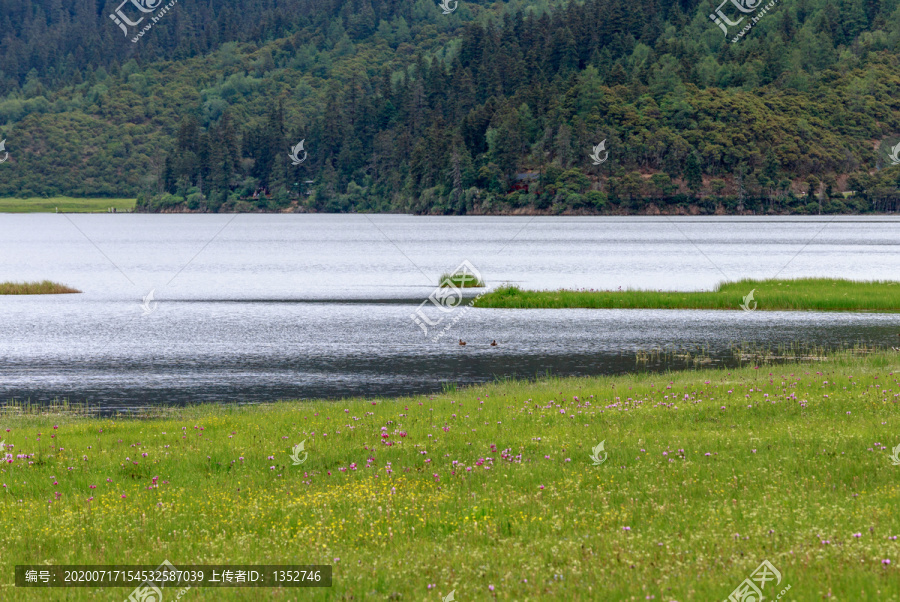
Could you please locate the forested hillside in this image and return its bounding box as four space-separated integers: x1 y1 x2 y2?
2 0 900 214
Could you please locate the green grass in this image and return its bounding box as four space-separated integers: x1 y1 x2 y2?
0 197 136 213
0 280 81 294
2 352 900 600
475 278 900 312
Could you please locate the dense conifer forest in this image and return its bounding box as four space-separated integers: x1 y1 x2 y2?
2 0 900 213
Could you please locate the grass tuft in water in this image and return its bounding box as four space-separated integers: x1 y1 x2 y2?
439 271 485 288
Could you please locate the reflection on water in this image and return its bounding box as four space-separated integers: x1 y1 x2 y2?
1 214 898 410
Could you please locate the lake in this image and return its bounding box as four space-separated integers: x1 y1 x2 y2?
1 214 899 410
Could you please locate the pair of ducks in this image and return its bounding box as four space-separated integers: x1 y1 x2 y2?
459 339 497 346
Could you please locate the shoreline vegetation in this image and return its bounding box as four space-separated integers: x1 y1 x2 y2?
5 197 900 216
1 351 898 599
0 197 136 213
474 278 900 313
0 280 81 295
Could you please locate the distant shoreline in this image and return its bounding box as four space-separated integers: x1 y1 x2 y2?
3 197 900 215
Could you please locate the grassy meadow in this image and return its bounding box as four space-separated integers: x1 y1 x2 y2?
0 280 80 295
1 352 899 600
0 197 135 213
474 278 900 312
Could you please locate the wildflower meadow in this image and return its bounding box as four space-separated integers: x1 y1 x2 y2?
1 352 899 600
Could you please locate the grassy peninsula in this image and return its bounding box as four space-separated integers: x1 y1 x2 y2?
0 280 80 295
474 279 900 313
1 352 899 600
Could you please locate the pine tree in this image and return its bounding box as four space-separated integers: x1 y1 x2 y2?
684 153 702 195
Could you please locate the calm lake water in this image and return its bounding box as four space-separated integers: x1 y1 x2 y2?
1 214 899 410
